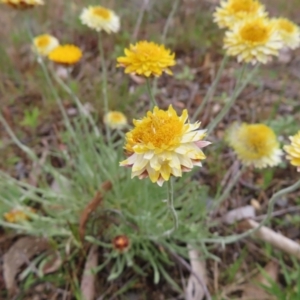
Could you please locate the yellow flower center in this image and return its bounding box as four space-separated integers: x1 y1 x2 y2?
92 7 111 20
109 112 125 123
240 20 270 43
36 35 50 47
228 0 259 13
129 109 184 149
278 19 294 33
239 124 277 158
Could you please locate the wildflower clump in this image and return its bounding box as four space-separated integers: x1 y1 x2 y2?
213 0 267 29
80 5 120 33
284 131 300 171
117 41 175 77
1 0 43 9
272 18 300 50
104 111 127 130
33 34 59 56
48 45 82 66
224 16 282 64
120 105 210 186
226 123 282 168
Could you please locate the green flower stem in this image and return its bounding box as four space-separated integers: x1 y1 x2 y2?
191 55 229 123
163 178 178 236
207 63 259 135
202 179 300 245
212 165 245 211
146 78 158 108
52 68 100 137
161 0 180 43
99 36 111 142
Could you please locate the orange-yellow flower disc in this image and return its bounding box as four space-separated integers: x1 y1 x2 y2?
48 45 82 66
117 41 175 77
120 105 210 186
284 131 300 171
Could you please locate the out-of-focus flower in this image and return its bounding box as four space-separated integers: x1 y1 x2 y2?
112 235 130 252
80 5 120 33
272 18 300 50
1 0 43 9
33 34 59 56
104 111 127 130
48 45 82 66
284 131 300 171
224 16 283 64
117 41 175 77
120 105 210 186
213 0 267 29
4 207 35 223
226 122 282 168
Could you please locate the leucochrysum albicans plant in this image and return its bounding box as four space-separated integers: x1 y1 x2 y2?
1 0 300 295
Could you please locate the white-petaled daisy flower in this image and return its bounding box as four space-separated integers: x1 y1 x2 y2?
224 16 283 64
79 6 120 33
120 105 210 187
213 0 267 29
104 111 127 130
284 131 300 171
33 34 59 56
226 122 282 168
272 18 300 50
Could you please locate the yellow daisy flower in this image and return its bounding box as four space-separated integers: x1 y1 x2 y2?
48 45 82 66
1 0 43 9
284 131 300 171
104 111 127 130
224 16 283 64
120 105 210 186
117 41 176 77
80 5 120 33
272 18 300 50
213 0 267 29
4 207 35 223
33 34 59 56
226 123 282 168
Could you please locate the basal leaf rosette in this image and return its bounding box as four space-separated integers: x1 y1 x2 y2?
33 34 59 56
117 41 175 77
213 0 267 29
1 0 43 9
271 18 300 50
224 16 283 64
80 5 120 33
120 105 210 186
284 131 300 171
226 123 282 168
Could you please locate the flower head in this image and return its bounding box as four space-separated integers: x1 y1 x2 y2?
104 111 127 130
33 34 59 56
1 0 43 9
48 45 82 66
271 18 300 50
120 105 210 186
226 123 282 168
112 235 130 252
80 5 120 33
213 0 267 29
224 16 283 64
4 207 35 223
284 131 300 171
117 41 176 77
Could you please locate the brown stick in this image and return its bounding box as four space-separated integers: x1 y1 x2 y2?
79 181 112 242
